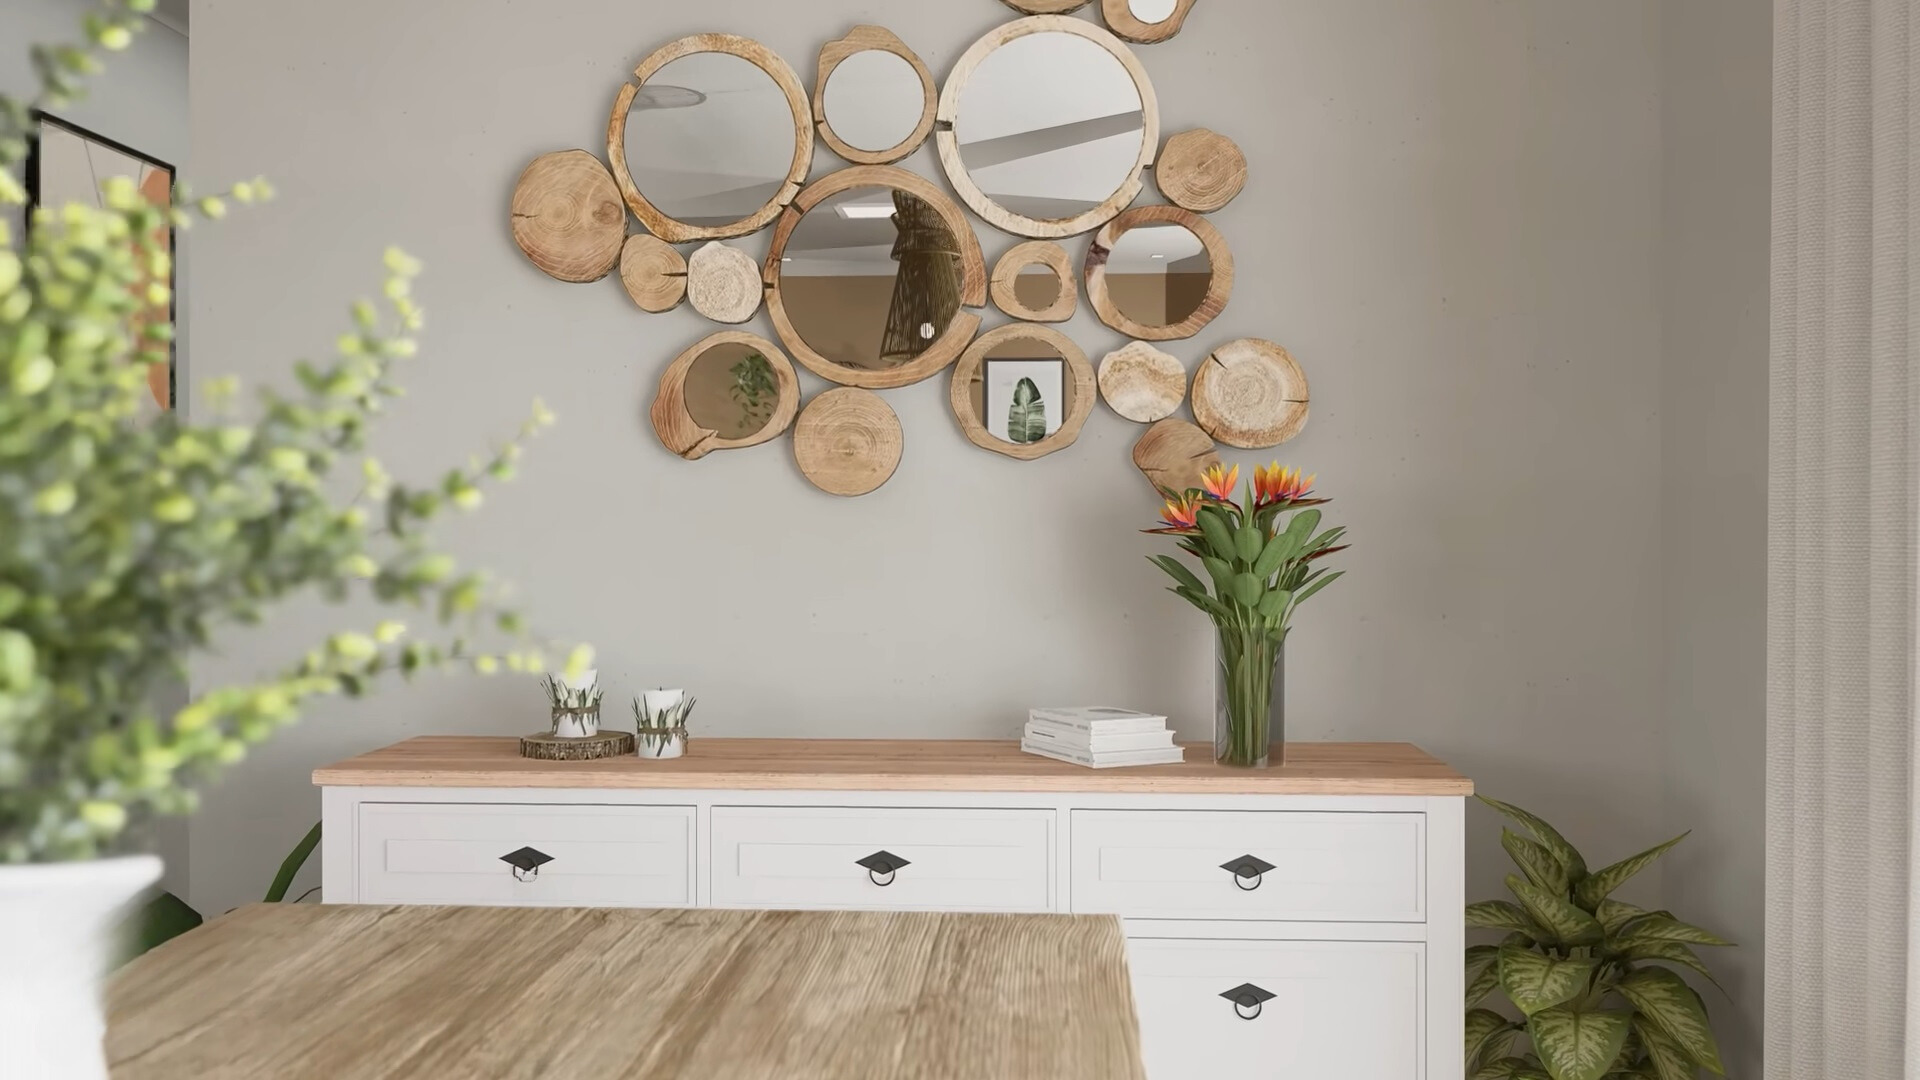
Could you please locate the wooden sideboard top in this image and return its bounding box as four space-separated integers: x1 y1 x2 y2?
312 736 1473 795
107 903 1144 1080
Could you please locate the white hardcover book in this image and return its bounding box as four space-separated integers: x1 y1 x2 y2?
1026 706 1169 735
1020 739 1186 769
1024 720 1175 753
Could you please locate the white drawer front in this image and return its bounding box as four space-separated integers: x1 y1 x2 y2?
356 802 693 907
1130 938 1425 1080
709 806 1053 912
1071 810 1425 921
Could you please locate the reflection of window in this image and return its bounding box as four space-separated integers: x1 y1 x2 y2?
880 191 962 362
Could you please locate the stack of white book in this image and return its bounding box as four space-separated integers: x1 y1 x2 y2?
1021 706 1185 768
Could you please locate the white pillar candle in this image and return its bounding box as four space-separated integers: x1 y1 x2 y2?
642 688 685 714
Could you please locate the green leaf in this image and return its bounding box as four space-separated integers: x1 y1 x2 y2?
1503 828 1570 894
1574 832 1688 908
1467 954 1502 1009
1474 1059 1550 1080
1468 899 1544 936
1498 944 1596 1015
1619 941 1726 994
1196 505 1236 560
117 889 202 966
1527 1006 1632 1080
1632 1018 1699 1080
1595 898 1649 935
1467 1009 1521 1072
1149 555 1207 597
1256 589 1291 622
1006 377 1046 443
1230 572 1263 608
1507 874 1604 945
1200 556 1235 594
1282 507 1321 550
1615 968 1724 1074
1612 915 1732 950
1234 522 1263 563
1253 528 1301 577
1480 797 1589 881
264 820 322 902
1289 569 1343 607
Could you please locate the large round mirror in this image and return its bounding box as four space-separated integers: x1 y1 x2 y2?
609 35 812 243
650 331 800 459
766 166 986 390
815 27 935 165
936 17 1158 239
1086 205 1232 340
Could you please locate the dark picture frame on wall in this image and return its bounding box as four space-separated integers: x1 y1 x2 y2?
24 111 177 412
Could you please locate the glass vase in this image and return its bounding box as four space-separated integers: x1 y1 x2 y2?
1215 628 1284 768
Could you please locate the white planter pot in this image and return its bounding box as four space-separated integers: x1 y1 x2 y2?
0 854 162 1080
635 731 686 759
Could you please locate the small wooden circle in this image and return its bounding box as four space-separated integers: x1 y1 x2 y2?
509 150 627 283
650 331 800 459
619 234 686 312
1132 417 1222 496
990 241 1077 322
814 26 937 166
1085 204 1233 341
519 730 636 761
1098 341 1186 422
1100 0 1199 44
1190 338 1310 449
793 388 904 496
687 241 763 324
1155 129 1247 213
948 324 1096 461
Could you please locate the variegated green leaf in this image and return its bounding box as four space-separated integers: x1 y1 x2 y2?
1508 874 1604 945
1612 915 1732 950
1480 797 1589 881
1498 944 1596 1015
1469 899 1545 936
1633 1017 1697 1080
1474 1059 1549 1080
1467 959 1502 1009
1595 897 1648 935
1468 1009 1521 1072
1574 832 1688 908
1527 1006 1632 1080
1620 941 1725 995
1616 968 1724 1074
1504 828 1571 894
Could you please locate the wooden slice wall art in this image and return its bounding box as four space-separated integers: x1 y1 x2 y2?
1098 341 1186 423
618 234 686 312
1085 204 1233 341
793 388 904 496
607 34 813 243
948 324 1096 461
650 330 800 460
989 241 1077 322
509 150 627 283
763 165 986 390
1101 0 1199 44
687 241 763 324
1190 338 1310 448
1154 128 1246 213
1132 417 1222 495
813 26 937 166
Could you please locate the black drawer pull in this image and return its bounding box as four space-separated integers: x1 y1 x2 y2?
855 850 910 887
1220 983 1275 1020
1220 854 1275 891
500 846 553 882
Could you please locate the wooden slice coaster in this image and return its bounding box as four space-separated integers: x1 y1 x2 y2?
1098 341 1186 423
519 730 636 761
1155 129 1247 213
509 150 627 283
793 388 903 496
619 234 685 312
1132 417 1222 496
1190 338 1309 448
686 241 763 324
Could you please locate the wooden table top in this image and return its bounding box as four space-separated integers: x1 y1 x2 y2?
107 904 1146 1080
313 736 1472 795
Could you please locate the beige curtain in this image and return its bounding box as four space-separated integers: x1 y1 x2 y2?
1768 0 1919 1077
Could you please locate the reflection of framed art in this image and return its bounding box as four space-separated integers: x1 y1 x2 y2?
983 357 1063 445
25 113 176 411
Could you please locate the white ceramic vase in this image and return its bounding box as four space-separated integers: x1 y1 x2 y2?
0 854 162 1080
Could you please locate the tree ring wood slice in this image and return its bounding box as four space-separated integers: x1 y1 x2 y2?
1190 338 1309 449
1098 341 1186 423
509 150 627 283
1132 418 1221 496
793 388 903 496
1155 129 1247 213
519 730 636 761
619 234 686 312
686 241 763 324
989 240 1077 322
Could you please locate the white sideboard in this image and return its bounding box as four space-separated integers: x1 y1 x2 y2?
316 737 1470 1080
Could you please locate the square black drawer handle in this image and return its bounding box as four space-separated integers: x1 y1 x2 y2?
500 846 553 882
855 850 910 886
1220 854 1275 890
1220 983 1275 1020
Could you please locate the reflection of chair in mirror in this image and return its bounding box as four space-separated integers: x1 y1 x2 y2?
880 191 963 365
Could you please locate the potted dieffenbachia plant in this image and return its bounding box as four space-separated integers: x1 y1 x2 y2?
0 5 586 1075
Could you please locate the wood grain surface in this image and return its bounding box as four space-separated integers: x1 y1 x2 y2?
1085 204 1232 341
508 150 627 283
792 388 903 496
650 330 799 459
1190 337 1310 448
619 234 687 312
989 240 1077 322
1154 128 1246 212
314 737 1472 795
1100 0 1199 45
686 241 763 324
1131 416 1222 495
813 26 937 166
107 904 1146 1080
1098 341 1186 422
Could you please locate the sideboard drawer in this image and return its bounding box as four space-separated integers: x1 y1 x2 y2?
709 806 1053 912
356 802 693 906
1129 938 1425 1080
1071 810 1424 921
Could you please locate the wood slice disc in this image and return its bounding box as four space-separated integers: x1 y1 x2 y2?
619 235 686 312
519 730 636 761
1098 341 1186 423
509 150 627 283
1155 129 1247 213
793 388 903 497
1132 417 1222 496
686 241 763 324
1190 338 1310 449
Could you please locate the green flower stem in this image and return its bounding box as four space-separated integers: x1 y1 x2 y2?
1216 623 1281 767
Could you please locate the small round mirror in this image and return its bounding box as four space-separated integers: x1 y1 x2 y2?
682 341 784 440
823 51 923 153
978 336 1074 446
1129 0 1179 20
1105 223 1210 327
1014 266 1063 312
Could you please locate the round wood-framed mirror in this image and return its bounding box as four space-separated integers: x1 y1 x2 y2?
649 331 801 459
814 26 937 166
763 165 986 390
1084 204 1232 340
989 240 1076 322
948 323 1096 460
1101 0 1199 44
607 34 813 243
935 16 1159 239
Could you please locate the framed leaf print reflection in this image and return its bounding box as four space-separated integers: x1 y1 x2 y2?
26 113 176 412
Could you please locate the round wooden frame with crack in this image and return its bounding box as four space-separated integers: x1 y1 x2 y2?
1101 0 1199 45
649 330 800 460
989 240 1077 322
813 26 938 166
948 323 1096 461
1084 203 1233 341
